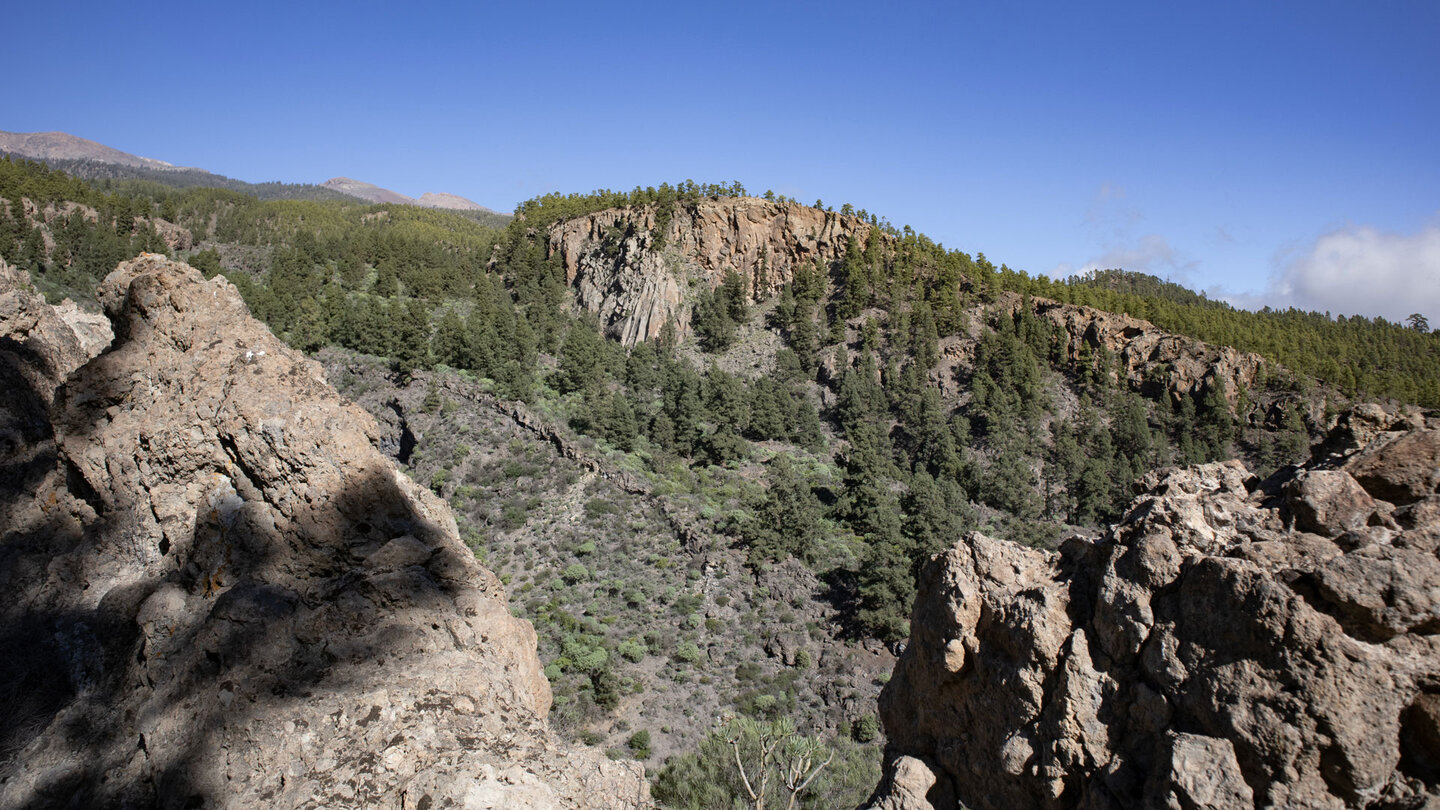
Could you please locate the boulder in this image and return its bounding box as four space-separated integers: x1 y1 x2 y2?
1344 429 1440 505
1285 470 1376 538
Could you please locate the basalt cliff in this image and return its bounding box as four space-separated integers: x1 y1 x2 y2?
0 256 648 808
867 406 1440 809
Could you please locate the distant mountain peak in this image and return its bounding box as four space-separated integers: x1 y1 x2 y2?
320 178 493 212
320 177 414 205
0 130 192 171
415 191 494 213
1 131 499 214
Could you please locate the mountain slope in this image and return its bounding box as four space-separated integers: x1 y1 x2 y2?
1 131 501 212
0 130 190 170
322 177 496 212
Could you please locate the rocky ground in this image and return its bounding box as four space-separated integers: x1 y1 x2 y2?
869 404 1440 809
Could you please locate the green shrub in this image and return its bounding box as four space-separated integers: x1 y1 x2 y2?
627 729 652 759
674 642 702 665
852 714 880 743
584 497 619 518
618 638 647 663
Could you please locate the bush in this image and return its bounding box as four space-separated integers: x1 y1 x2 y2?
618 637 647 663
674 641 702 665
562 563 590 584
852 714 880 743
585 497 619 518
627 729 652 759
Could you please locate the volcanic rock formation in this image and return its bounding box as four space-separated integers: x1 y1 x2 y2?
1021 294 1265 411
0 256 647 808
547 198 872 345
868 408 1440 809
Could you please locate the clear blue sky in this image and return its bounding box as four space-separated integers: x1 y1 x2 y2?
11 0 1440 322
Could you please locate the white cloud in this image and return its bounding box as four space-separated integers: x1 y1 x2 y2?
1058 184 1199 284
1223 221 1440 325
1079 234 1197 278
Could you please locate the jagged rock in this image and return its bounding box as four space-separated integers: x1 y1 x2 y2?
547 198 871 345
1022 295 1264 411
50 297 112 358
0 255 648 809
0 259 91 402
1285 470 1376 538
1343 429 1440 506
866 756 941 810
869 417 1440 810
1145 733 1254 810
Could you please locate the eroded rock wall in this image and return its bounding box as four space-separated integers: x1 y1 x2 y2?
0 255 648 809
548 197 872 345
869 408 1440 809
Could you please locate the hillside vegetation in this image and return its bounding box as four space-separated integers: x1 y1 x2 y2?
3 156 1437 807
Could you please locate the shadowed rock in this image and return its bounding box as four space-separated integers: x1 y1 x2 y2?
0 255 648 809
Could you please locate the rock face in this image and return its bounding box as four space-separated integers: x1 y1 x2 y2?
869 408 1440 809
547 198 873 345
0 255 647 808
1012 295 1265 411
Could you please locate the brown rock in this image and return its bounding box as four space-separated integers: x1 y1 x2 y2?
1025 296 1265 411
1146 733 1255 810
1344 429 1440 505
869 420 1440 810
1285 469 1376 537
866 756 940 810
0 255 648 808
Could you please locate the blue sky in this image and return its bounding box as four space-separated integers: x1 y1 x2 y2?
10 1 1440 322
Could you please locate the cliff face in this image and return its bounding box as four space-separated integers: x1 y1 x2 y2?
869 408 1440 810
548 197 872 345
0 256 647 808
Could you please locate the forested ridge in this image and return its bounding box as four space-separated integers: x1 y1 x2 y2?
3 155 1437 807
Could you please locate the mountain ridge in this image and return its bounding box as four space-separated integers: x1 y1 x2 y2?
0 129 192 171
0 130 498 213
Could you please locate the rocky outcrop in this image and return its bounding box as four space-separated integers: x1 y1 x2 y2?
1001 294 1265 410
869 408 1440 809
547 198 873 345
0 256 648 808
